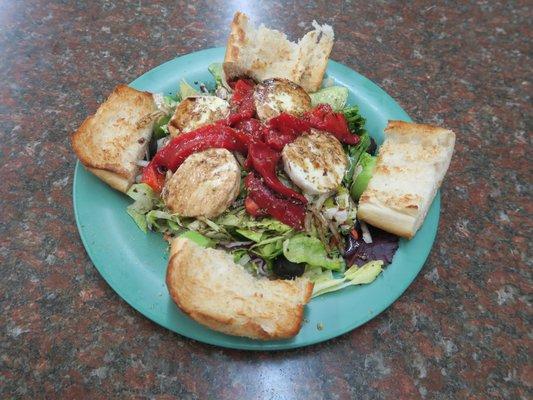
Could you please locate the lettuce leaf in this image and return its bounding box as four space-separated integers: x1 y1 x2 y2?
126 183 159 213
283 234 345 271
216 209 292 234
127 209 148 233
126 184 161 232
235 228 264 242
178 230 213 248
179 79 199 98
305 260 384 298
350 152 377 200
208 63 223 87
310 86 348 111
344 132 370 187
346 225 399 267
342 105 367 136
251 234 289 260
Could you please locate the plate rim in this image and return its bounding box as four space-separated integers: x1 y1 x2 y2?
72 47 440 350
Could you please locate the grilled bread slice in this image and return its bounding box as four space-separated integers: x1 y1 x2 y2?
357 121 455 238
166 238 313 340
224 12 334 93
71 84 157 193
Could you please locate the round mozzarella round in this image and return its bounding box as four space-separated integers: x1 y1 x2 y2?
163 148 241 218
253 78 312 121
168 96 229 136
282 130 348 195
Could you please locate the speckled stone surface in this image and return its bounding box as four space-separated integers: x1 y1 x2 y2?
1 1 531 398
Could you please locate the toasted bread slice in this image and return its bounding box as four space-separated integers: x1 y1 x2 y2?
166 238 313 340
224 12 334 92
71 84 157 193
357 121 455 238
297 21 335 93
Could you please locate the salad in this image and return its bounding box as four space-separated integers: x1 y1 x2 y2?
126 63 399 298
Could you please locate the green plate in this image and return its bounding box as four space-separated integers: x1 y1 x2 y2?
73 47 439 350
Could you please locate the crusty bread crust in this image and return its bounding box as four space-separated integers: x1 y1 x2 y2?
358 120 455 238
224 12 334 93
71 84 157 193
86 167 131 193
224 12 247 64
297 21 335 93
166 238 313 340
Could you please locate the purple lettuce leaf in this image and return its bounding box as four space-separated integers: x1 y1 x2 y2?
344 224 399 267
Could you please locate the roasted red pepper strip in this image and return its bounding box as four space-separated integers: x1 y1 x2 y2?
245 173 306 231
227 79 256 126
233 118 265 143
244 196 266 217
248 142 307 203
141 124 248 192
264 113 311 151
304 104 359 145
141 163 166 193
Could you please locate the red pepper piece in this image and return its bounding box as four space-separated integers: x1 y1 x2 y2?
269 112 311 135
157 125 248 170
141 124 248 192
262 127 293 151
304 104 359 145
141 163 166 193
227 79 256 126
248 142 307 203
265 113 311 151
244 173 306 231
230 79 255 102
233 118 264 143
244 196 266 217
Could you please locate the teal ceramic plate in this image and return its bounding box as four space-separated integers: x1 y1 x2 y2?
73 47 439 350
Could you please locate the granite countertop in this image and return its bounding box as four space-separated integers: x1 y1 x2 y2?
1 1 530 398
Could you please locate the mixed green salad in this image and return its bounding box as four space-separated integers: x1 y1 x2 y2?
127 63 397 298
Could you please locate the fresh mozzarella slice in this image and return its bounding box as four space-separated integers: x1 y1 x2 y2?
282 130 347 195
253 78 312 121
163 148 241 218
168 96 230 136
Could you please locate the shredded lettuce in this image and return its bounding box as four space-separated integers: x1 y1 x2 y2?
250 233 289 260
145 209 182 232
216 209 292 234
127 183 159 213
310 86 348 111
126 185 184 235
283 234 345 271
126 184 160 232
253 239 284 260
320 186 357 234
